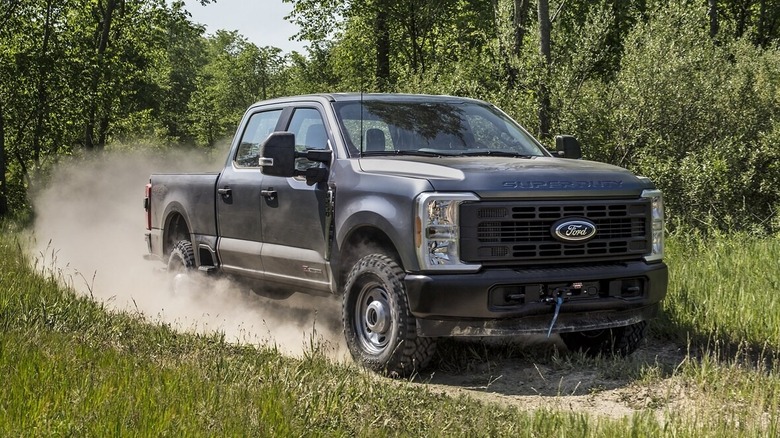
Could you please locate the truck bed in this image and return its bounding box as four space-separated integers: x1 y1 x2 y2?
148 173 220 258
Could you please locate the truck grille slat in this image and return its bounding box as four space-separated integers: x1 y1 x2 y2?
461 199 650 265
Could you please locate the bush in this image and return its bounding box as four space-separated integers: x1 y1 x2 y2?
557 2 780 234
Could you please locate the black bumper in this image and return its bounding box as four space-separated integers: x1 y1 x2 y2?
404 261 668 337
143 232 159 261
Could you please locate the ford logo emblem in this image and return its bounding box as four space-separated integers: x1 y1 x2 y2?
551 219 597 243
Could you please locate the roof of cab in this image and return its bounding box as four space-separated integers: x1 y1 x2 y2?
248 93 489 108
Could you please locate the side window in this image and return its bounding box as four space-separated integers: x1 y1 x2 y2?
235 109 283 167
287 108 328 151
286 108 329 171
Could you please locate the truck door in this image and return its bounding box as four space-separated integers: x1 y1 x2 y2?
216 108 283 278
259 105 333 292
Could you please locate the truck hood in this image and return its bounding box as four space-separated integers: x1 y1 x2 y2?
357 156 651 199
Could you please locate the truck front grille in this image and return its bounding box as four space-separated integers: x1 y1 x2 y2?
460 200 650 265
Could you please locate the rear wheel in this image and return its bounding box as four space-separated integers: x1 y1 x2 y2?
167 240 196 295
561 321 647 357
342 254 436 376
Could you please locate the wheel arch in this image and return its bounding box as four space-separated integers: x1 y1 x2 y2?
162 202 192 256
334 221 405 291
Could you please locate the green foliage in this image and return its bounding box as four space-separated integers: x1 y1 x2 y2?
3 0 780 233
556 2 780 233
188 31 288 147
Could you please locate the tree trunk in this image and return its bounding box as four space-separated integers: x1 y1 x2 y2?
757 0 767 47
85 0 118 150
735 0 749 39
537 0 551 139
513 0 531 53
259 52 268 100
375 5 390 92
375 5 391 91
708 0 719 39
32 0 54 166
408 1 422 75
496 0 530 88
0 103 7 217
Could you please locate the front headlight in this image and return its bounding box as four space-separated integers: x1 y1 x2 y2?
641 189 664 262
415 193 481 272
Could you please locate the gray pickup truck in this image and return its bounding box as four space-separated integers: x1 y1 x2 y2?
144 93 667 376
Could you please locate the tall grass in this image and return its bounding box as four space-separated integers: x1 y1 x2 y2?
1 228 779 436
661 233 780 350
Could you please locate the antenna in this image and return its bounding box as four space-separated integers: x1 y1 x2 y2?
359 59 365 157
359 90 364 157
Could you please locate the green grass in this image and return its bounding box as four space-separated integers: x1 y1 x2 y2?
661 234 780 350
1 228 780 436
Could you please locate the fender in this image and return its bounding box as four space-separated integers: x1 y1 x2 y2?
337 208 418 272
161 201 193 251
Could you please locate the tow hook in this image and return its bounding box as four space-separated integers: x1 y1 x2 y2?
545 287 568 338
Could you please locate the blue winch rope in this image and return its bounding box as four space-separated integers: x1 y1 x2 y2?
546 295 564 338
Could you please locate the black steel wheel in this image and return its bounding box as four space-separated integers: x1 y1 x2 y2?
560 321 647 357
342 254 436 376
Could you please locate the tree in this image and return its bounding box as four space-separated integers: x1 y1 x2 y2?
0 0 215 215
188 32 288 147
709 0 720 38
285 0 467 90
375 0 391 90
83 0 120 151
144 1 208 145
0 0 20 216
537 0 552 139
0 102 6 217
716 0 780 46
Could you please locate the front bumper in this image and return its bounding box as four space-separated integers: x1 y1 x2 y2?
404 261 668 337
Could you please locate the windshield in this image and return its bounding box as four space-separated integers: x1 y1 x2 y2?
333 100 547 157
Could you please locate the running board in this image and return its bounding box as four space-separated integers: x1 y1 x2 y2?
198 266 218 274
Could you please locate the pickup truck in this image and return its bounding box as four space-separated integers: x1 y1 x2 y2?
144 93 668 376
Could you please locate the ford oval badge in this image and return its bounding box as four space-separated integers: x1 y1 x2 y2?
551 219 597 243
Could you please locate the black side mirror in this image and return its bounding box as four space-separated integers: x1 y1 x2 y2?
555 135 582 159
260 132 334 183
302 149 332 164
260 132 296 177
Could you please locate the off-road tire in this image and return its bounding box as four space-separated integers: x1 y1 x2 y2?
342 254 436 377
560 321 647 357
167 240 195 295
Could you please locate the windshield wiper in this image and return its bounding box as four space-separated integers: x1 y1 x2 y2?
361 149 449 157
361 148 534 158
460 149 535 158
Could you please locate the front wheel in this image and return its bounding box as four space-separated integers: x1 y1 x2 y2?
560 321 647 357
342 254 436 376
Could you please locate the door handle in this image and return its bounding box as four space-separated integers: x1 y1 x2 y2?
217 187 232 197
261 188 277 200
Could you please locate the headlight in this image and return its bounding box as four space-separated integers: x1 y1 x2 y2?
641 189 664 262
414 193 481 272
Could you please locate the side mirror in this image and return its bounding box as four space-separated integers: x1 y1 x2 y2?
260 132 334 183
303 149 332 164
555 135 582 159
260 132 296 177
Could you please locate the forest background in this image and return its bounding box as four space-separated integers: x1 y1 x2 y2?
1 0 779 235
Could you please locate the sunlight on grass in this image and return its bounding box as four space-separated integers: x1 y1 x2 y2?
1 229 779 436
662 234 780 349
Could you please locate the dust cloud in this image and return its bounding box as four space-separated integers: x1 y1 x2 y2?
31 148 347 360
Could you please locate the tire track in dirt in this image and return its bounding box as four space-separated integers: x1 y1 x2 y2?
420 337 691 420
